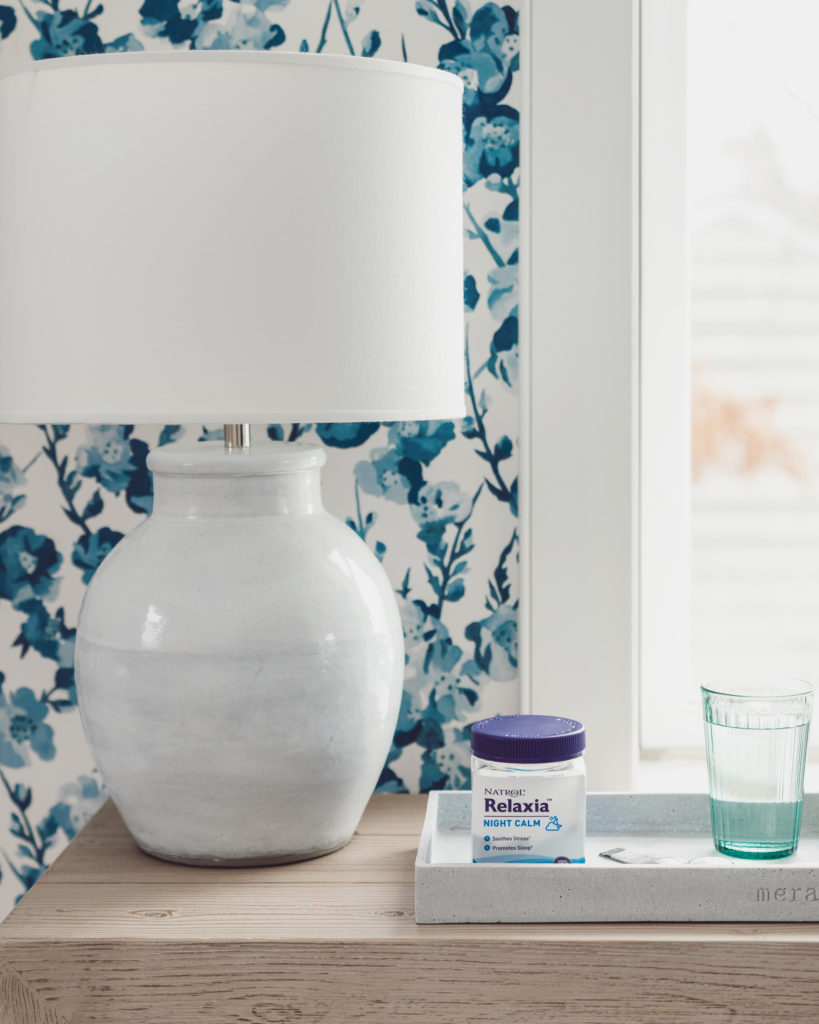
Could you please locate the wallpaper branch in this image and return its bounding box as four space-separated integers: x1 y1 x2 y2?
0 0 520 915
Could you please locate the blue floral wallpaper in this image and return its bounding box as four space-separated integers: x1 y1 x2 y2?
0 0 520 916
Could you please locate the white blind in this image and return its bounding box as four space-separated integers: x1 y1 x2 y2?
691 203 819 697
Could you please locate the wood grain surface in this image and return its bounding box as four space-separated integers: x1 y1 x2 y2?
1 794 818 1023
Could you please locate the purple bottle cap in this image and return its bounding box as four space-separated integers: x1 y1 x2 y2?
470 714 585 764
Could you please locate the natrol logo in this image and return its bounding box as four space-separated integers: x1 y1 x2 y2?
485 788 525 797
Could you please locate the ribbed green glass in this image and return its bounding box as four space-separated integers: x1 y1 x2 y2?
702 678 813 859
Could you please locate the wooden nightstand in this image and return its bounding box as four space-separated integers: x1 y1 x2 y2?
0 794 818 1023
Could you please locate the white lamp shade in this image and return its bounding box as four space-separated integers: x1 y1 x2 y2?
0 52 464 423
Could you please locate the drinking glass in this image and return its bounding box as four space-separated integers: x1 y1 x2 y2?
702 677 813 859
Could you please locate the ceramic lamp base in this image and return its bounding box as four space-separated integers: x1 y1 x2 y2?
75 440 403 865
138 836 352 868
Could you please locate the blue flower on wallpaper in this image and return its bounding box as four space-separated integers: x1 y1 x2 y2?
0 449 23 486
420 724 472 790
383 599 478 791
76 426 136 493
0 6 16 40
423 638 478 723
465 603 517 681
475 263 518 392
140 0 288 49
355 447 423 504
463 106 519 185
438 3 517 121
392 686 422 744
0 679 55 768
158 425 183 446
49 666 77 710
401 597 447 656
139 0 222 45
47 774 105 841
14 600 75 668
9 861 44 894
380 687 445 792
0 527 62 608
487 262 518 321
464 273 480 311
103 31 146 52
315 422 379 449
412 480 471 555
198 426 225 442
486 169 519 227
71 528 124 584
469 3 517 58
28 7 104 59
392 599 450 721
388 421 456 465
75 426 152 515
0 446 25 524
412 481 471 528
195 1 287 49
488 315 518 388
356 422 458 506
22 2 143 60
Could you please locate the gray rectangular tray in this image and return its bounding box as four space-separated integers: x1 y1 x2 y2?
415 791 819 923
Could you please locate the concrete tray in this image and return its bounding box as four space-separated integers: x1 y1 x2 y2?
415 790 819 923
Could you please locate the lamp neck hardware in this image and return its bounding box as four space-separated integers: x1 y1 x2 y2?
224 423 251 451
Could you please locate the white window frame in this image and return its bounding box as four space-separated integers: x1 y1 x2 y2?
521 0 641 790
638 0 694 753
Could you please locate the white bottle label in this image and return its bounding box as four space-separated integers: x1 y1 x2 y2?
472 772 585 863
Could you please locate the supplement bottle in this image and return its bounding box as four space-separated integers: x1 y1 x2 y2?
471 714 586 863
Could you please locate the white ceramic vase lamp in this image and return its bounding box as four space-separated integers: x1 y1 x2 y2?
0 53 464 865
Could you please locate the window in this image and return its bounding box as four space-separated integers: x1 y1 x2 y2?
526 0 819 788
642 0 819 758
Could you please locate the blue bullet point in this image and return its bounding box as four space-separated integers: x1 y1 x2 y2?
484 844 491 851
484 835 490 841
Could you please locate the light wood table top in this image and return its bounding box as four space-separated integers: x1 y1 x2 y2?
1 793 818 1022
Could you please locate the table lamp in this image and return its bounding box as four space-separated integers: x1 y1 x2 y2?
0 52 464 865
